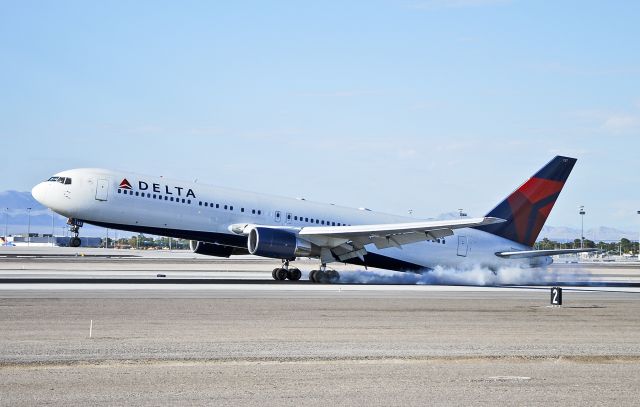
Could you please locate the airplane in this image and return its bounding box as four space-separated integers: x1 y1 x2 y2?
31 156 595 283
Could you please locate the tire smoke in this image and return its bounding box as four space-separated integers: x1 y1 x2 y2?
336 265 587 286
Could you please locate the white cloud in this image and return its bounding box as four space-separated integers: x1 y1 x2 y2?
602 114 639 133
296 90 378 98
409 0 511 10
570 107 640 135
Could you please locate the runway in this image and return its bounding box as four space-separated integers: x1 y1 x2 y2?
1 249 640 405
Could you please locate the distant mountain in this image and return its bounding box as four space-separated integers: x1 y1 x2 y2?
538 225 637 242
0 190 129 237
434 212 636 242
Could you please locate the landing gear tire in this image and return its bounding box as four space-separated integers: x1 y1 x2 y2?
309 269 340 283
326 269 340 283
287 268 302 281
272 268 280 280
69 237 81 248
309 270 318 283
274 268 288 281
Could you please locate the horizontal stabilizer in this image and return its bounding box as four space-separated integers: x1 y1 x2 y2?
495 248 599 259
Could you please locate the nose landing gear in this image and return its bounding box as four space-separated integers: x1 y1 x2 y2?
67 218 83 248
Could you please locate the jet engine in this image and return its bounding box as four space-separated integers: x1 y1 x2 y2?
189 240 235 258
247 227 319 260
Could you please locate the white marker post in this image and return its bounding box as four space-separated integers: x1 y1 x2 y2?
89 319 93 339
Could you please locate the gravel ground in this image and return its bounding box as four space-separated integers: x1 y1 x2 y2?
1 294 640 406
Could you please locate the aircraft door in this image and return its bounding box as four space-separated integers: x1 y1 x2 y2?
95 179 109 201
456 235 468 257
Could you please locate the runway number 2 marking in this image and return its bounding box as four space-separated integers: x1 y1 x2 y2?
550 287 562 306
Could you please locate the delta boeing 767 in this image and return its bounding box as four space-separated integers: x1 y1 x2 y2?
31 156 594 282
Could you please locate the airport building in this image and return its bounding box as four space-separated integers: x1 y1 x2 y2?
1 235 102 247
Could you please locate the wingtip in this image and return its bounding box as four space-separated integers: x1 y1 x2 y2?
484 217 507 224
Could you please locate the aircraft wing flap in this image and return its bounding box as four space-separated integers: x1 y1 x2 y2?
300 217 504 250
299 217 503 239
496 248 599 259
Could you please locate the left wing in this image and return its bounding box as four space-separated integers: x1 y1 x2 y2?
496 248 599 259
298 217 504 262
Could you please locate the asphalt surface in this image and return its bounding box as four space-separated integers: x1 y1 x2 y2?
1 249 639 406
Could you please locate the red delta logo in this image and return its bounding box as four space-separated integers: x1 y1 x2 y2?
119 179 133 190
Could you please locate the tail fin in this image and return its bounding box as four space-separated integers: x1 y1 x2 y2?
475 156 577 247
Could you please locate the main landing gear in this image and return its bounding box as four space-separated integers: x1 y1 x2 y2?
309 263 340 284
272 260 302 281
67 218 83 248
270 261 341 283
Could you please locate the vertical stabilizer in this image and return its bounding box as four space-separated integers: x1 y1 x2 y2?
475 156 577 247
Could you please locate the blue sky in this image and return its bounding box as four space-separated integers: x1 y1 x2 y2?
1 0 638 230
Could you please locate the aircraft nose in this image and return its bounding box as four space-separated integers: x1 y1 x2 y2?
31 182 48 206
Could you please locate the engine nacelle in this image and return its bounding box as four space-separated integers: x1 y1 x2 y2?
247 227 319 260
190 240 235 258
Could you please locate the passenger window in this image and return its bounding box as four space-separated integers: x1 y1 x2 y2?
117 189 121 194
294 216 298 221
305 217 308 222
188 200 191 204
258 210 262 215
241 208 244 212
224 205 228 210
252 209 256 214
182 199 186 203
230 206 233 211
331 222 335 226
216 204 220 208
321 220 324 225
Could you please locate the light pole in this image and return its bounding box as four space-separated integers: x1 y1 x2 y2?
26 207 32 247
3 208 8 243
579 206 586 249
50 209 55 246
637 210 640 260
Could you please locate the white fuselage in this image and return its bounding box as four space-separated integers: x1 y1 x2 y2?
32 168 547 271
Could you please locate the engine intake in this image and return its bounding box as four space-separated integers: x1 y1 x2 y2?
247 227 319 260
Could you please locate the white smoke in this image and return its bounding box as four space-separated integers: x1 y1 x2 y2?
336 265 587 286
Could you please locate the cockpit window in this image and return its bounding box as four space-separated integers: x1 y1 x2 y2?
46 176 72 185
